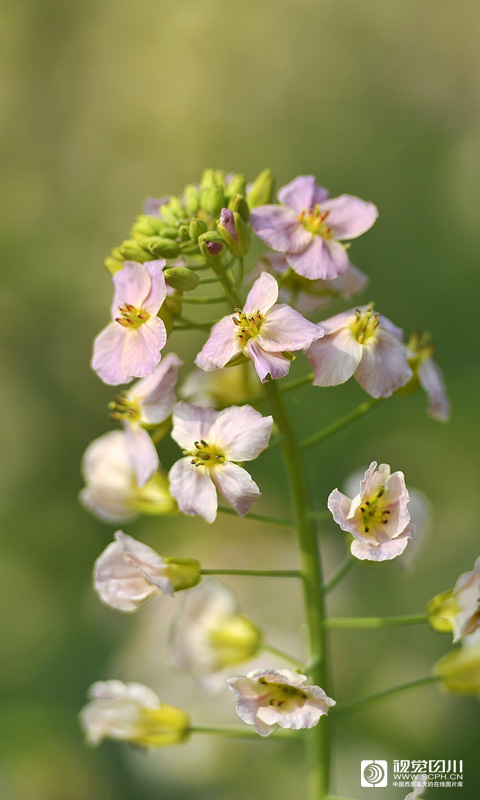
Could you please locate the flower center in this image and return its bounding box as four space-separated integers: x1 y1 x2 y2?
108 394 141 423
258 678 309 710
358 486 391 534
298 205 332 238
349 306 379 344
116 303 150 330
232 309 264 346
184 439 226 468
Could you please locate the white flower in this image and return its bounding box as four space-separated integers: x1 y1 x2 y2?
428 556 480 642
79 680 190 747
93 531 200 612
404 773 427 799
227 668 335 736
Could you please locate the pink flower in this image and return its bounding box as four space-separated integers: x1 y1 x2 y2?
92 261 168 386
328 461 413 561
110 353 183 487
227 669 335 736
406 333 450 422
195 272 324 382
168 402 273 523
250 175 378 280
305 304 412 398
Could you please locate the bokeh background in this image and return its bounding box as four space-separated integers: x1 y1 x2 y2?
1 0 480 797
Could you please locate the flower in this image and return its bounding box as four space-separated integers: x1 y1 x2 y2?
305 304 413 397
227 669 335 736
195 272 324 382
251 252 369 314
109 353 183 486
433 631 480 694
404 332 450 422
250 175 378 280
79 680 190 747
79 430 176 523
93 531 201 612
168 402 273 523
427 556 480 642
328 461 413 561
171 579 262 690
92 260 168 386
404 774 427 800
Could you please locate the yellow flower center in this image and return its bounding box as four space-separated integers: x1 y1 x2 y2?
116 303 150 330
358 485 391 535
258 678 309 709
184 439 226 468
108 394 141 423
298 205 332 238
349 306 379 344
232 309 264 346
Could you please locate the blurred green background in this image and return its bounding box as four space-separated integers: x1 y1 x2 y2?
1 0 479 797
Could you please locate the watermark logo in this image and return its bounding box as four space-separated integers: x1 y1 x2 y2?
361 760 388 787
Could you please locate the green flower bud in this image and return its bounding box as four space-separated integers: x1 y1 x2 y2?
247 168 276 207
184 184 201 214
164 267 200 292
225 174 247 199
427 590 457 634
163 557 201 592
198 231 225 258
142 236 182 259
218 209 250 257
165 196 188 219
200 168 216 189
104 256 125 275
201 185 226 216
228 193 250 222
119 239 151 262
189 218 208 241
433 642 480 694
131 215 164 238
209 614 262 667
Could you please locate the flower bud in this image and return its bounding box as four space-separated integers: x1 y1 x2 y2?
158 299 175 334
228 193 250 222
198 231 224 258
104 256 124 275
208 614 262 667
164 267 200 292
119 239 151 262
163 557 202 591
142 236 182 259
433 640 480 694
201 185 226 216
189 218 208 241
427 590 457 635
131 214 164 238
225 174 247 199
184 184 201 214
218 208 250 257
247 168 275 207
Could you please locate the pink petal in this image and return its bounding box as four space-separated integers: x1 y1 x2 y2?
143 260 167 314
355 329 412 397
322 195 378 240
195 315 240 371
168 457 218 523
209 406 273 461
383 470 410 537
124 423 159 487
212 462 261 516
111 262 152 319
93 540 160 611
114 531 174 596
330 263 369 297
377 313 404 341
306 328 363 386
171 402 218 450
327 488 353 530
287 237 350 280
317 308 358 334
120 316 167 378
246 340 291 382
243 272 279 316
359 461 388 499
418 358 450 422
256 304 324 353
351 530 411 561
129 353 183 424
91 323 131 386
250 206 312 253
277 175 328 213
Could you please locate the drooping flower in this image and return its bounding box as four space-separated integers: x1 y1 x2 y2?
305 304 412 397
250 175 378 280
404 332 450 422
79 680 190 747
92 260 168 386
328 461 413 561
171 579 262 691
93 531 201 612
168 402 273 523
195 272 324 382
433 630 480 694
250 252 369 314
109 353 183 487
79 430 176 523
227 669 335 737
427 557 480 642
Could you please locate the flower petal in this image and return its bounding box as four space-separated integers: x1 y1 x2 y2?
111 262 152 319
287 237 350 280
306 328 363 386
120 316 167 378
209 405 273 461
250 206 312 253
256 304 324 353
327 488 354 530
171 402 218 450
322 195 378 240
129 353 183 424
195 315 240 371
351 530 411 561
143 260 167 314
211 462 261 516
124 423 159 487
114 530 174 596
355 329 412 397
246 340 291 382
243 272 279 316
91 323 131 386
93 539 160 612
418 357 450 422
168 457 218 523
277 175 328 213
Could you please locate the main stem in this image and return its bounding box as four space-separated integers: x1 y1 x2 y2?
263 380 330 800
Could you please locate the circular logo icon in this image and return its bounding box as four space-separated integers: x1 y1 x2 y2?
363 763 385 784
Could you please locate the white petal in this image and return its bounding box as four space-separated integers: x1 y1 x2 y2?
243 272 279 316
418 357 450 421
129 353 183 424
171 402 218 450
327 489 354 530
211 462 261 516
256 304 324 353
120 316 166 379
277 175 318 213
111 262 152 319
287 237 349 280
143 260 167 314
306 329 363 386
124 423 159 487
355 329 413 397
93 539 161 612
114 530 174 596
168 457 218 523
209 405 273 461
322 195 378 240
91 323 131 386
351 530 411 561
195 315 241 371
250 206 312 253
246 340 291 382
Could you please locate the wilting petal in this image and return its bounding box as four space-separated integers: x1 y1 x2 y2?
250 205 312 253
256 304 324 352
287 237 349 280
355 329 412 397
114 531 175 595
93 539 162 612
418 357 450 422
209 405 273 461
111 262 152 319
351 529 411 561
246 340 291 382
120 316 167 378
129 353 183 424
306 328 363 386
91 323 131 386
212 462 261 516
124 423 159 487
243 272 279 316
171 402 218 450
322 195 378 240
168 457 218 523
195 315 240 371
277 175 328 213
143 260 167 314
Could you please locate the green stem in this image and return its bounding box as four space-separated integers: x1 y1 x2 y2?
189 724 295 740
280 372 315 393
199 276 221 284
325 614 428 630
217 506 294 528
262 380 330 800
178 295 227 304
262 642 305 669
209 256 243 308
333 675 440 717
323 557 356 594
308 510 330 520
300 397 384 451
201 568 302 578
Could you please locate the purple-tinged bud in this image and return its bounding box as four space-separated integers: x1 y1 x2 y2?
218 209 250 258
219 208 238 240
206 240 223 255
